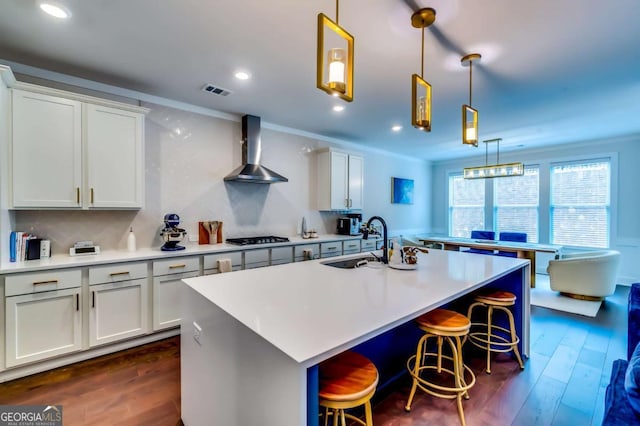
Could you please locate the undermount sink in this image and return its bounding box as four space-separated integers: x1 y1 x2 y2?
321 255 379 269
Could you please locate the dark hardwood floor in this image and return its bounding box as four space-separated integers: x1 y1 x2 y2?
0 283 628 426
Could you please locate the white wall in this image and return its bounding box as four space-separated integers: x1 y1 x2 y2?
10 100 431 255
430 136 640 283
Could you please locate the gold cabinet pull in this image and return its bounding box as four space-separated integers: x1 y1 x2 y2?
76 187 80 204
109 271 130 277
169 264 186 269
33 279 58 286
90 188 94 204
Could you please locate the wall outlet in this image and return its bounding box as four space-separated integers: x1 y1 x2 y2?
193 321 202 345
188 234 198 242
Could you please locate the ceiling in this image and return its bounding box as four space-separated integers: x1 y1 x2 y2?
0 0 639 161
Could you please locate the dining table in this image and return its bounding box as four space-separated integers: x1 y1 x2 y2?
417 235 562 287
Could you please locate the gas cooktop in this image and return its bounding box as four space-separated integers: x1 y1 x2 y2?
226 236 290 246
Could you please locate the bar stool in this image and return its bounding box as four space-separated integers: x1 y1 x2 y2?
466 290 525 374
319 351 378 426
405 309 476 426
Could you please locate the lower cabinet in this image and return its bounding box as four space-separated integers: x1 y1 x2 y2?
294 243 320 262
5 270 82 368
343 240 361 255
152 257 200 331
320 241 342 258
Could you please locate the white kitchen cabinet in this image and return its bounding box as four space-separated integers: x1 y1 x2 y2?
270 247 293 266
152 257 200 331
203 251 243 275
294 243 320 262
244 249 269 269
10 87 147 209
11 89 82 208
88 262 149 347
361 239 378 252
320 241 342 258
5 269 82 367
85 104 145 208
342 240 361 255
317 149 364 210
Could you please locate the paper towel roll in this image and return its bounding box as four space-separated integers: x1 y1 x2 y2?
217 259 232 273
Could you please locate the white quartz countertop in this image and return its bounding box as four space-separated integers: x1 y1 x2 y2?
0 234 377 274
182 249 529 367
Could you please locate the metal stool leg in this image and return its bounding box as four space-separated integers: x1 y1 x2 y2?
486 306 493 374
503 306 525 369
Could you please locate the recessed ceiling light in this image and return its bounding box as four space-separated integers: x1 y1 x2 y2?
391 125 402 132
234 71 250 80
39 2 72 19
333 105 345 112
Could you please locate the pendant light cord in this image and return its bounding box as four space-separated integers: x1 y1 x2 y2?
469 59 473 107
336 0 339 24
421 26 425 78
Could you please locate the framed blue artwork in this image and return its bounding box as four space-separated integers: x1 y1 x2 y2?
391 177 414 204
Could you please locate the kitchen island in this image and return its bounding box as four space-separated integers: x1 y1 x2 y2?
180 248 530 426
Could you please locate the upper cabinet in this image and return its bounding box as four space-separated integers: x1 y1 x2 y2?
317 149 364 210
10 87 148 209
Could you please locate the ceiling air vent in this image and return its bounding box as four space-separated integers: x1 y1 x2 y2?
201 83 232 96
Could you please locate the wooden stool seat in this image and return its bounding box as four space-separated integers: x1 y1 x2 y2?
415 308 471 334
467 290 524 374
406 309 476 426
319 351 378 426
474 291 516 306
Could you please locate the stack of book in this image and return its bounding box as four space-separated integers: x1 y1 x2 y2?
9 232 50 262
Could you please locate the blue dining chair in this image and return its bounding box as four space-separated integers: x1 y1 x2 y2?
497 232 527 257
467 230 496 255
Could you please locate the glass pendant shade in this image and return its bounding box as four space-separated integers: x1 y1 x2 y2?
317 13 354 102
412 74 432 131
462 105 478 146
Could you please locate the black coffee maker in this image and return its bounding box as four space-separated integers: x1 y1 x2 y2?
337 213 362 235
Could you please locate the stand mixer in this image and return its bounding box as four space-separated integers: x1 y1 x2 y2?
160 213 187 251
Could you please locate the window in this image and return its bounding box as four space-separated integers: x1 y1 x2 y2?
550 159 610 248
494 166 540 243
449 174 485 237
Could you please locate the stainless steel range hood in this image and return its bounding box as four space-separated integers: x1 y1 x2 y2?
224 115 288 184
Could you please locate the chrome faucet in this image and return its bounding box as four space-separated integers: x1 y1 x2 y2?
363 216 388 264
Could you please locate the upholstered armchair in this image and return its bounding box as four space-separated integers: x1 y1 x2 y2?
546 250 621 300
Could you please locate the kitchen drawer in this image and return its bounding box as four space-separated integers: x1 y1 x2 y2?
245 248 269 269
153 256 199 276
271 247 293 265
203 252 242 271
89 261 147 285
361 239 377 251
5 269 82 297
320 241 342 258
342 240 361 254
294 243 320 261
